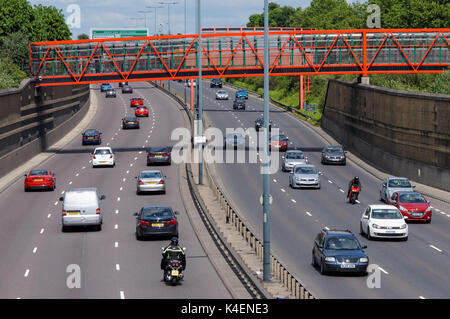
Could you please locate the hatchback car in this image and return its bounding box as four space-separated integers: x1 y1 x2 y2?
135 106 149 117
122 85 133 94
360 205 408 240
147 146 172 165
224 132 245 149
105 88 116 98
24 169 55 191
282 150 308 172
82 129 102 145
380 177 415 202
136 170 166 195
92 147 115 168
321 145 346 165
101 83 112 92
289 164 320 189
388 191 432 223
312 229 369 275
134 206 179 240
215 90 229 100
122 116 140 129
269 134 288 151
210 78 222 88
130 97 144 107
233 98 246 110
255 117 272 131
235 89 248 99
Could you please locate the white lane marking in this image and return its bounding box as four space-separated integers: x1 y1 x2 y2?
281 188 286 192
356 200 360 204
61 191 65 195
69 181 73 185
324 226 330 230
116 264 120 271
82 166 86 170
328 180 333 183
115 209 119 215
24 269 30 277
134 157 138 160
54 201 58 206
273 179 277 183
439 211 445 215
40 228 44 234
130 163 133 167
107 143 110 146
119 187 123 191
340 189 345 193
139 151 142 154
122 178 126 182
114 224 118 230
115 242 119 248
32 247 37 254
47 214 51 219
117 197 121 202
419 296 426 299
126 170 129 174
378 267 389 275
75 173 79 177
291 199 296 203
120 291 125 299
305 212 312 217
430 245 443 253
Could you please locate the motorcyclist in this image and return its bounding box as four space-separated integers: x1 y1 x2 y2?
160 237 186 271
347 176 361 200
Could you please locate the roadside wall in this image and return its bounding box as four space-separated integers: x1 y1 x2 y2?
321 79 450 191
0 79 90 178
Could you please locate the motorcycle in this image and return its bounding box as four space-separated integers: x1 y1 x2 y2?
163 258 184 286
348 184 360 204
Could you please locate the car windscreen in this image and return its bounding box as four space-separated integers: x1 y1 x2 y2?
294 167 317 174
140 172 162 179
141 207 173 218
325 147 343 153
399 193 426 203
371 209 403 219
95 149 111 155
217 90 226 94
325 237 361 250
124 116 136 121
30 170 48 176
388 179 411 188
84 130 98 135
286 152 304 159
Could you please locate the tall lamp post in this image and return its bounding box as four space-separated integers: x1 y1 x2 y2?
146 5 164 35
196 0 203 185
158 1 179 35
137 10 153 30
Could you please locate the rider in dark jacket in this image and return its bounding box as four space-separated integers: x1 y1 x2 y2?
347 176 361 199
160 237 186 270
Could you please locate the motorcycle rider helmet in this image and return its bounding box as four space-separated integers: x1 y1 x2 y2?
354 176 359 183
170 236 179 246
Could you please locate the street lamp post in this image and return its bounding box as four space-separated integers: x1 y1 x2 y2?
146 5 164 35
137 10 153 30
196 0 203 185
158 1 179 35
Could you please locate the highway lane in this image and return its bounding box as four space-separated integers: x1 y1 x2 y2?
0 82 231 299
168 80 450 299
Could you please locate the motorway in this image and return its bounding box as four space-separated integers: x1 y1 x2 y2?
0 82 232 299
169 80 450 299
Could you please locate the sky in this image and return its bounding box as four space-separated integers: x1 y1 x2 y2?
28 0 312 39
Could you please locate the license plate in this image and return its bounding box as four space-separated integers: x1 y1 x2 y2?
386 230 396 233
88 137 94 139
146 182 156 185
171 270 179 276
128 122 134 124
340 264 355 269
67 211 80 215
155 155 163 158
152 223 164 227
34 179 43 181
100 161 107 163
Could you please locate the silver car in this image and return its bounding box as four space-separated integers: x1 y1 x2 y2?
282 150 308 172
136 170 166 195
215 89 229 100
289 164 321 189
380 177 415 202
105 88 116 98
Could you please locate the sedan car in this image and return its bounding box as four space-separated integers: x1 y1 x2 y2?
105 88 116 98
235 89 248 99
215 89 229 100
122 116 140 129
282 150 308 172
380 177 415 202
254 117 272 131
312 229 368 275
24 169 55 191
122 85 133 94
388 191 432 223
82 129 102 145
134 206 179 240
360 205 408 240
130 97 144 107
135 106 149 117
289 164 320 189
147 146 172 165
269 134 288 151
210 78 222 88
233 98 246 110
136 170 166 195
100 83 112 92
224 132 245 149
92 147 115 168
321 145 346 165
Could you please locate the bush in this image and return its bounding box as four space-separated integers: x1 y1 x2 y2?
0 57 27 90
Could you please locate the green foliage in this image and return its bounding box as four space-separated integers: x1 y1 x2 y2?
77 33 89 40
0 31 30 71
31 4 71 41
0 57 27 89
0 0 34 39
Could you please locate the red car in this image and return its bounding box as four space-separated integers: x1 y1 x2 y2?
269 134 288 151
130 98 144 107
24 169 55 191
135 106 149 117
388 191 432 223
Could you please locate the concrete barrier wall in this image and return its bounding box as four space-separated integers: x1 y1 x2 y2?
322 79 450 191
0 79 90 178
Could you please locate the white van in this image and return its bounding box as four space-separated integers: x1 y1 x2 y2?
60 188 105 231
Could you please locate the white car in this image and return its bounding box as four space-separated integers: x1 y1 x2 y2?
215 89 229 100
360 205 408 241
92 147 115 167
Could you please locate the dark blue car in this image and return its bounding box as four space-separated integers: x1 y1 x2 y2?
100 83 111 92
312 229 369 275
82 129 102 145
235 89 248 99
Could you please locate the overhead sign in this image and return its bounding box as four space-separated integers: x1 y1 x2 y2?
90 28 149 39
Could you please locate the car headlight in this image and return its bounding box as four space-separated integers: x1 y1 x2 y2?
324 257 336 262
399 205 409 212
359 257 368 263
371 223 380 229
425 206 432 213
401 224 407 229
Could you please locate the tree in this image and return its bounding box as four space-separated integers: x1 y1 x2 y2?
0 31 30 71
0 0 34 41
77 33 89 40
31 4 71 42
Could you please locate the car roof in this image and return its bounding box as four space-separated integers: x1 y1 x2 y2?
148 146 171 152
387 176 409 181
84 129 99 133
322 229 355 237
124 115 137 119
294 163 315 168
368 204 400 210
94 147 112 151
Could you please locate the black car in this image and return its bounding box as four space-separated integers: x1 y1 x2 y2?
254 117 272 131
82 129 102 145
122 85 133 94
233 98 246 110
312 229 369 275
321 145 347 165
122 116 140 129
210 78 222 88
119 81 128 88
147 146 172 165
134 206 179 240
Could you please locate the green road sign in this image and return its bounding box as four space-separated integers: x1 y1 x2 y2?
90 28 149 39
